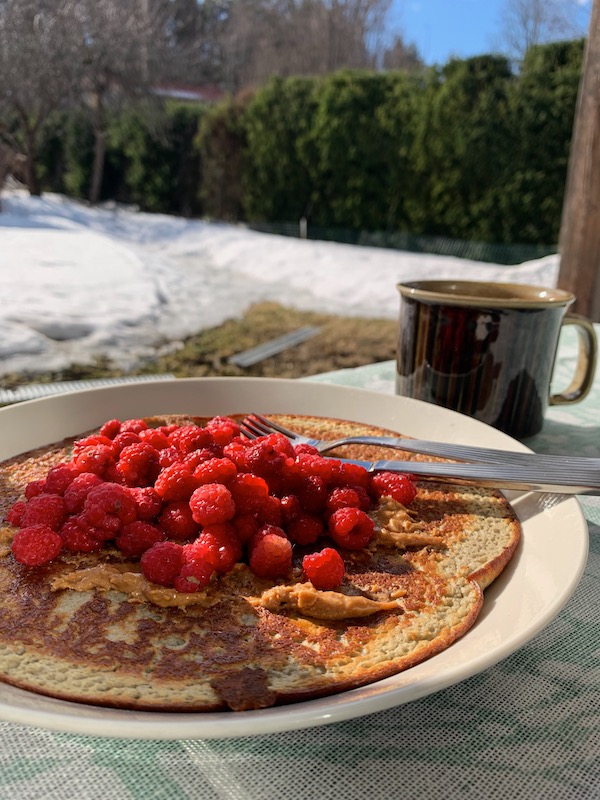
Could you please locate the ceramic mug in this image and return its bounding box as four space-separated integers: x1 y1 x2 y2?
396 280 597 438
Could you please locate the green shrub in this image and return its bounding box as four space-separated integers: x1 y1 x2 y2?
242 76 318 222
196 95 248 221
499 39 585 244
300 70 399 230
108 102 205 215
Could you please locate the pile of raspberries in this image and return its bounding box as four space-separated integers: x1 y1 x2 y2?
5 416 417 592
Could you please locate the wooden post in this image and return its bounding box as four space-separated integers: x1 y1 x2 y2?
558 0 600 320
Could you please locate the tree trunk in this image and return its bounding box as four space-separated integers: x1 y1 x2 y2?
89 127 106 205
89 96 106 205
557 0 600 320
24 131 41 196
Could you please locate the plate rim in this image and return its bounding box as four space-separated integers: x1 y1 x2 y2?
0 376 589 739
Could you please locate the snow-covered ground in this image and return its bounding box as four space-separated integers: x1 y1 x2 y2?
0 191 560 378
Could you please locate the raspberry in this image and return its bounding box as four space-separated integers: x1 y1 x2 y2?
12 525 63 566
173 560 214 593
185 523 242 574
231 513 260 544
140 541 183 586
44 463 75 495
73 434 114 454
189 483 235 525
193 457 237 486
248 526 292 578
99 418 122 439
228 473 269 515
266 432 295 458
303 547 345 590
138 428 170 450
222 438 250 470
290 452 341 485
63 472 103 514
154 424 178 437
73 444 114 477
169 425 213 454
24 479 47 499
328 507 375 550
256 495 283 527
206 416 241 446
116 442 160 487
295 474 328 514
119 418 148 435
21 494 66 531
287 512 324 545
249 523 287 543
280 494 301 524
128 486 162 520
154 462 198 501
353 485 374 512
293 443 320 456
183 448 220 471
158 446 181 468
82 482 137 534
116 521 164 558
326 486 362 515
111 431 141 456
158 424 180 436
337 462 370 490
59 517 103 552
158 500 199 540
243 436 290 479
370 472 417 505
5 500 26 526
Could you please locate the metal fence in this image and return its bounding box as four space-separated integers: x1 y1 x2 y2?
247 222 557 266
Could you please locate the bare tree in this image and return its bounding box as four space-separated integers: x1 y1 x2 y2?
0 0 77 195
498 0 589 64
381 35 423 72
219 0 392 91
67 0 164 204
0 0 196 203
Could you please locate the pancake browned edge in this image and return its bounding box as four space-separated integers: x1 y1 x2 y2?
0 413 520 713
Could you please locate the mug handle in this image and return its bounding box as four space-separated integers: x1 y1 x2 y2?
549 314 598 405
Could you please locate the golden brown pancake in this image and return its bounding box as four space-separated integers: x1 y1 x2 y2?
0 413 520 712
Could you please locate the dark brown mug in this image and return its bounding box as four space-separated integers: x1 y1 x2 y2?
396 280 597 438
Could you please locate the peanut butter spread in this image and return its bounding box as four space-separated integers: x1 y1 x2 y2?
0 527 13 559
36 498 442 618
251 582 402 619
374 498 445 549
51 562 402 619
51 564 219 609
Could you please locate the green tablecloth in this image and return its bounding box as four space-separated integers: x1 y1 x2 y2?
1 327 599 799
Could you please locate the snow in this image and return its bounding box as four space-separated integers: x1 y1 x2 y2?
0 190 560 378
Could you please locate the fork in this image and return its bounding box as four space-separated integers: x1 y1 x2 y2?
239 413 600 495
239 413 600 470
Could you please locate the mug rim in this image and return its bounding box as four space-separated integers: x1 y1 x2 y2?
397 279 575 309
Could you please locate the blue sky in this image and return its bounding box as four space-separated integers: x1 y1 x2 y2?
388 0 592 66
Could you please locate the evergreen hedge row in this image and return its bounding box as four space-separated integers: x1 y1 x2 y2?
37 39 584 248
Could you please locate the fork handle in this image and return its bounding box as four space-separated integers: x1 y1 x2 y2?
322 436 600 469
340 457 600 495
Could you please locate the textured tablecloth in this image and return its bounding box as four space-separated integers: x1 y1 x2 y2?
1 327 599 799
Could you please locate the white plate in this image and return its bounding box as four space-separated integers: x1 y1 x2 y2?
0 377 588 739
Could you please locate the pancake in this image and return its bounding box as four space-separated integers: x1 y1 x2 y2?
0 413 520 712
270 414 521 590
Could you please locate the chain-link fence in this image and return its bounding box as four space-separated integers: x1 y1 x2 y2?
247 221 557 266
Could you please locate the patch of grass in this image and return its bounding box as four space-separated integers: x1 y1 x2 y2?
0 302 398 388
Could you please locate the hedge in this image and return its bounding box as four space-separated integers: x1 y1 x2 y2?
35 39 584 248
